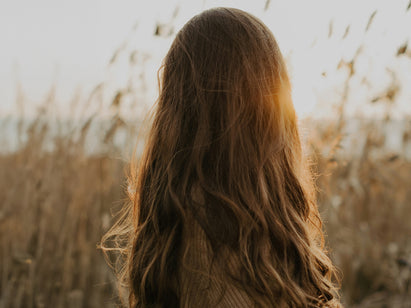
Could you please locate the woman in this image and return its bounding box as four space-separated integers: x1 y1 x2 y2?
102 7 341 308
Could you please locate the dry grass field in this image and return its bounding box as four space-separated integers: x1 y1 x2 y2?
2 2 411 307
1 103 410 308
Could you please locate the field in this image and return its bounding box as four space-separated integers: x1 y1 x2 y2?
2 1 411 307
1 98 410 308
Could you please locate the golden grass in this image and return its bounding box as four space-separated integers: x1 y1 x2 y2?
1 106 410 307
0 117 126 307
307 119 411 307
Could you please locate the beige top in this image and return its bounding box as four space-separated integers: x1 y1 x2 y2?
178 216 255 308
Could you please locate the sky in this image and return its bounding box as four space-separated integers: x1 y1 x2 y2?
1 0 411 119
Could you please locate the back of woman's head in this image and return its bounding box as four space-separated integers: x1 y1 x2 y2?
103 7 341 308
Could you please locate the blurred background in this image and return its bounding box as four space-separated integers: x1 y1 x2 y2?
1 0 411 307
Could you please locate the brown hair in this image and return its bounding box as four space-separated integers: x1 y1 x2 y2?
102 7 341 308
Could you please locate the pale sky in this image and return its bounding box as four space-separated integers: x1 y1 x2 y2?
1 0 411 118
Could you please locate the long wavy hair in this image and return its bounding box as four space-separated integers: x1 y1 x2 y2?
102 7 341 308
